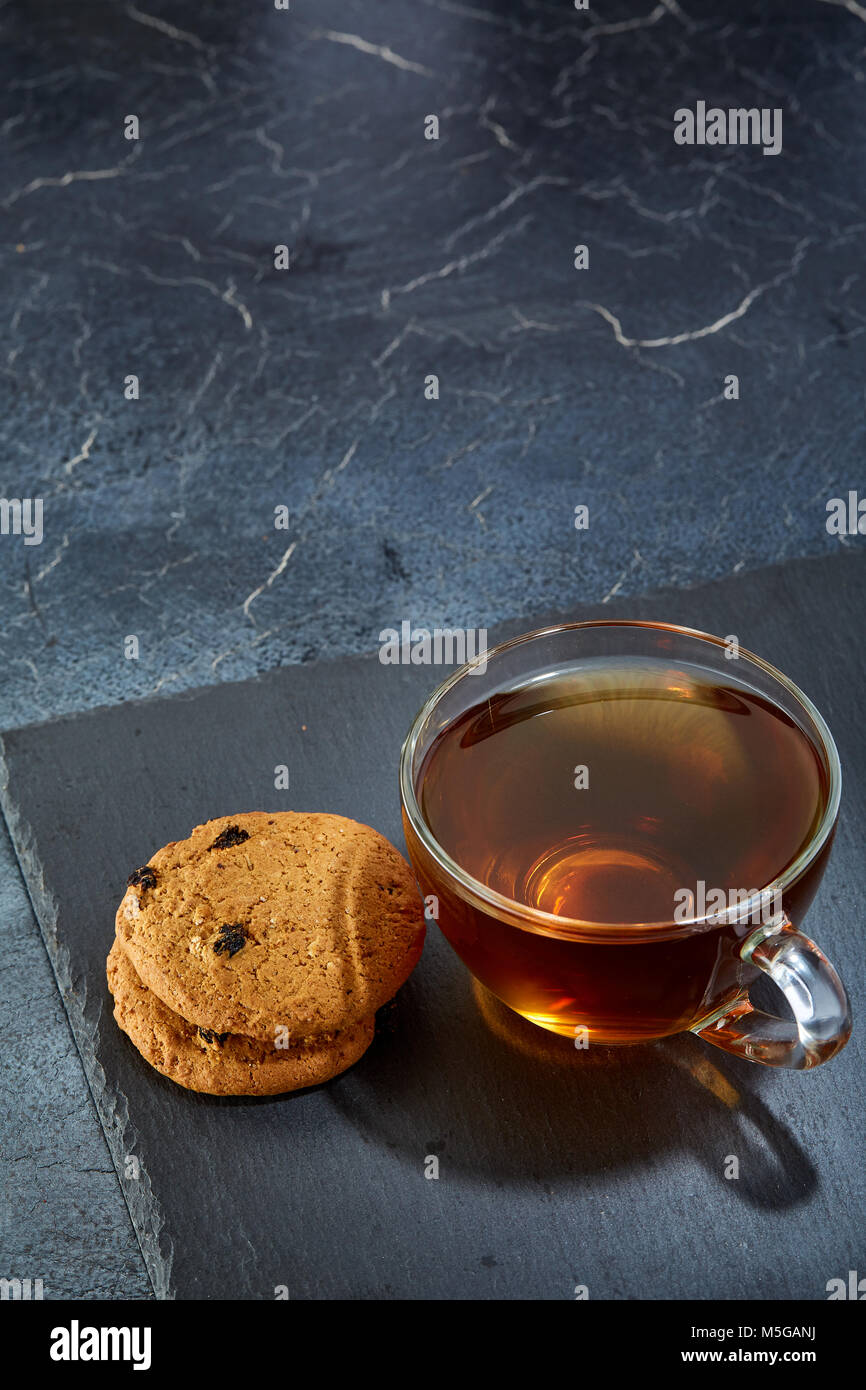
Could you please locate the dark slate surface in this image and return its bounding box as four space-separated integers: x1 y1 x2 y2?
0 819 152 1300
1 552 863 1301
1 0 865 729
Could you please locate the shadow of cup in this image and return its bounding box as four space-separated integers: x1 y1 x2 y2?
329 949 817 1211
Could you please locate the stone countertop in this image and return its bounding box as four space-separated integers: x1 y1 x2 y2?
0 0 863 1298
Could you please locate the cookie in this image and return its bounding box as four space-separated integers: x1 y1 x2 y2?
107 940 375 1095
115 811 425 1040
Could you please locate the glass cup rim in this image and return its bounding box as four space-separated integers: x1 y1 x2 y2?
398 619 842 942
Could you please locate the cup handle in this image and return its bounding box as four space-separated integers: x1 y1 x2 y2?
692 915 852 1069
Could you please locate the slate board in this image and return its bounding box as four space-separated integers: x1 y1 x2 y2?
1 553 864 1301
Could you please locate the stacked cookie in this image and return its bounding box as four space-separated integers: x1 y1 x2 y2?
107 811 425 1095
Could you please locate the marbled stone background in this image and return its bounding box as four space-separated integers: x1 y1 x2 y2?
0 0 863 1297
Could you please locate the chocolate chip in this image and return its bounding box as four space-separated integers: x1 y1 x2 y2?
209 825 250 851
213 923 247 957
197 1027 228 1046
127 865 157 891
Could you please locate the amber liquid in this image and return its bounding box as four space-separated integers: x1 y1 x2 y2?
408 659 830 1040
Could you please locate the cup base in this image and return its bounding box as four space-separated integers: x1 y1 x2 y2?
512 1005 682 1046
521 833 687 925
